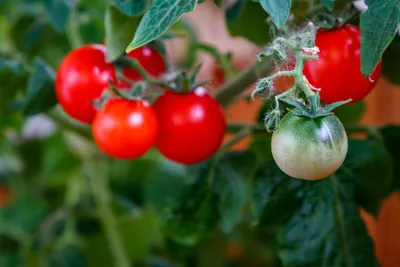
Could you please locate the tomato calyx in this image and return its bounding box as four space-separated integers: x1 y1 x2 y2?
280 92 351 119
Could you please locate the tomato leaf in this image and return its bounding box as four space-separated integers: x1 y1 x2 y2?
109 0 150 16
43 0 74 33
105 6 142 62
226 0 272 46
379 126 400 191
0 57 29 115
321 0 335 11
126 0 197 51
360 0 400 76
251 160 303 226
151 152 254 245
257 0 291 29
278 174 379 267
21 58 57 116
341 140 393 216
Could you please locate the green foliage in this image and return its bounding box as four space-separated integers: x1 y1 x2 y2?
110 0 150 16
43 0 75 33
321 0 335 11
255 0 291 29
226 0 272 46
127 0 197 51
360 0 400 76
20 59 57 116
105 6 142 62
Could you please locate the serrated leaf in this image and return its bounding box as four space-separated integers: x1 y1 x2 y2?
360 0 400 76
127 0 197 51
226 0 271 46
259 0 291 29
44 0 74 33
278 174 379 267
322 0 335 11
340 140 393 216
110 0 150 16
251 160 303 226
22 58 57 116
105 6 142 62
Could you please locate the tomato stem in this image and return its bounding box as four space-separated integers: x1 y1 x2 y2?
87 159 132 267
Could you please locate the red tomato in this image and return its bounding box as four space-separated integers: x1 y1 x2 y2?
123 46 166 82
303 25 382 104
92 99 158 159
56 44 119 124
153 87 226 164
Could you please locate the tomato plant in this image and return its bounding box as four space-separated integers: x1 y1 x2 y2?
303 25 382 104
271 112 348 180
0 0 399 267
92 98 158 159
55 44 119 124
154 87 226 164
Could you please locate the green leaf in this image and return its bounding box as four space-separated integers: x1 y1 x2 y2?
127 0 197 51
105 6 142 62
251 159 303 226
21 58 57 116
322 0 335 11
0 57 29 115
156 152 255 245
213 0 223 7
382 36 400 85
226 0 272 46
278 175 379 267
110 0 150 16
215 152 254 233
45 245 88 267
258 0 291 29
44 0 74 33
379 126 400 190
340 140 393 216
360 0 400 76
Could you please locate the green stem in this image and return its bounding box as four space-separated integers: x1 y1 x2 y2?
274 86 297 109
87 160 131 267
46 110 92 140
216 58 274 107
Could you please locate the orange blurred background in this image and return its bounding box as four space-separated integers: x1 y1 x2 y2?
166 1 400 266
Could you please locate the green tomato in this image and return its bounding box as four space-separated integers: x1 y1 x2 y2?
271 113 348 180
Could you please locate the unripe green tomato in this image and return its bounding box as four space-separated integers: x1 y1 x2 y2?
271 113 348 180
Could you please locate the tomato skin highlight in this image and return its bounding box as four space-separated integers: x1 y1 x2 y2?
92 99 158 159
303 25 382 104
55 44 120 124
123 46 166 82
271 113 348 180
153 87 226 164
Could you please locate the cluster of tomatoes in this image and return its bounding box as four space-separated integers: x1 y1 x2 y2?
55 44 226 164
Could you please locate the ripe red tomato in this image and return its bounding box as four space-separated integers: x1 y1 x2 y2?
123 45 166 82
303 25 382 104
56 44 119 124
92 98 158 159
153 87 226 164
